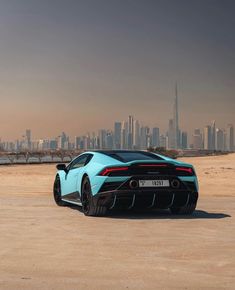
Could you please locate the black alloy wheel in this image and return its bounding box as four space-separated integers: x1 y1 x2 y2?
82 177 107 216
53 175 67 206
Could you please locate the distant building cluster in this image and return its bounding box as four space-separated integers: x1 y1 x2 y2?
0 86 234 152
0 122 234 153
192 122 234 152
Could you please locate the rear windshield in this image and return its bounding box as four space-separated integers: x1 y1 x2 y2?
104 151 163 162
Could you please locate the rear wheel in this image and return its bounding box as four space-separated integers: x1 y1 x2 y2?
53 175 67 206
82 177 107 216
170 203 196 215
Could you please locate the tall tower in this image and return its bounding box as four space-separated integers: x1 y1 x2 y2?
211 120 216 150
114 122 121 149
26 129 31 150
133 120 140 149
203 125 212 150
226 124 234 151
173 83 179 149
152 127 160 148
127 115 134 149
121 121 128 149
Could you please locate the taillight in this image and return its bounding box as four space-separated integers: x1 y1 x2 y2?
175 167 194 175
99 166 129 176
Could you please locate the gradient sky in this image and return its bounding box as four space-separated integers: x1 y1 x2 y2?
0 0 234 140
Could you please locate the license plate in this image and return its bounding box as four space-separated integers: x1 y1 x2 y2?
139 180 170 187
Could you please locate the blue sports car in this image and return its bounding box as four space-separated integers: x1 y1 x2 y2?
53 150 199 216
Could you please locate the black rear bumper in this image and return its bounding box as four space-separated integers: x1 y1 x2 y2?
93 189 198 210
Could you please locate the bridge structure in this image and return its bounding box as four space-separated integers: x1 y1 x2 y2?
0 150 83 165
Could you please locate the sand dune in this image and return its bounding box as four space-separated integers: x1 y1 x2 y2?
0 154 235 289
181 154 235 197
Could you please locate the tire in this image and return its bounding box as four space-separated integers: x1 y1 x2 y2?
53 175 67 206
81 177 107 216
170 203 196 215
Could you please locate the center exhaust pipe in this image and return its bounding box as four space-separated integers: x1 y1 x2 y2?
129 179 139 189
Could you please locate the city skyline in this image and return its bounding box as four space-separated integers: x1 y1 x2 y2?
1 83 234 141
0 84 234 151
1 91 234 153
1 81 234 140
1 82 234 152
0 0 234 139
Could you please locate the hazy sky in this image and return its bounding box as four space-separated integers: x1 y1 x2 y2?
0 0 234 140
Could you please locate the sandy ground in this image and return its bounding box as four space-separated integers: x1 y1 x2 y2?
0 154 235 290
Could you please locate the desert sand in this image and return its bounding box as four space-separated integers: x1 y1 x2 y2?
0 154 235 289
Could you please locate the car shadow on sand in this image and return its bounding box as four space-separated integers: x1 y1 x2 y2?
105 209 231 219
67 205 230 219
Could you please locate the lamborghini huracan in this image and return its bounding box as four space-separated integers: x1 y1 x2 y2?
53 150 199 216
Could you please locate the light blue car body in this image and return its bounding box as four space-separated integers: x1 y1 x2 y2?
57 151 199 197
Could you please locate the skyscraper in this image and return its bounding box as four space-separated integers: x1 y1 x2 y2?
159 134 167 148
215 128 225 151
133 120 140 149
172 83 180 149
181 131 188 149
25 129 31 150
114 122 121 149
106 131 113 149
140 126 149 149
203 126 212 150
98 129 107 149
152 127 160 148
127 115 134 149
192 129 203 149
121 121 128 149
211 120 216 150
57 132 67 150
226 124 234 151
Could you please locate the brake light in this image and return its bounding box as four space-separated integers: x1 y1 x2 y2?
138 164 168 167
175 167 194 175
99 167 129 176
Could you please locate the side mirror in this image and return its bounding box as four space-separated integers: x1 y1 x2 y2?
56 163 67 171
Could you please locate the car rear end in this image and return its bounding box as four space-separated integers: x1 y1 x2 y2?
93 161 198 213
